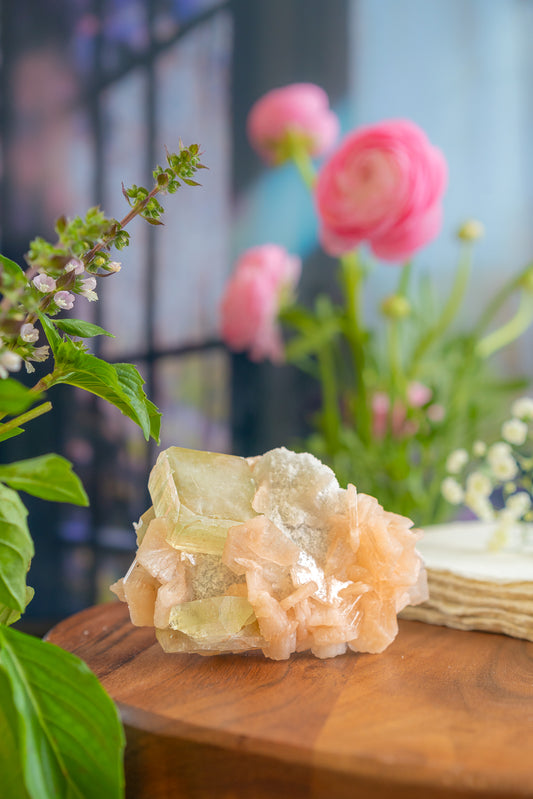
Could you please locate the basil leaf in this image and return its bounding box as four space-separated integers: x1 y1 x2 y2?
0 484 33 614
0 455 89 506
0 627 125 799
0 380 41 416
53 319 114 339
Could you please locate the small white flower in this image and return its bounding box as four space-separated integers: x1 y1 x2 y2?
464 492 495 522
489 454 518 482
465 471 492 498
472 440 487 458
501 418 528 446
446 448 469 474
80 277 98 301
29 345 49 362
108 261 121 273
505 491 531 518
511 396 533 420
0 350 22 372
20 323 39 343
33 273 56 293
441 477 464 505
65 258 84 275
55 291 75 310
487 441 512 464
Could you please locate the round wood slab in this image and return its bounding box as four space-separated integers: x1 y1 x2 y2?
47 602 533 799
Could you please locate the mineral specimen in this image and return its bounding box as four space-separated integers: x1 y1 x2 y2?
111 446 428 659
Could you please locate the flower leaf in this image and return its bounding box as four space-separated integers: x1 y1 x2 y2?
0 380 41 416
0 455 89 505
0 668 30 799
0 427 25 444
49 338 160 442
0 484 33 614
53 319 115 339
0 626 125 799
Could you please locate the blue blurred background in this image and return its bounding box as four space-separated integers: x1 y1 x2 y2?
1 0 532 625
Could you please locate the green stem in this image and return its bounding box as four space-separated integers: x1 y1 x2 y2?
0 401 52 435
387 318 404 398
477 292 533 359
288 139 317 189
340 251 371 443
474 262 533 337
317 345 340 451
409 243 472 378
388 261 412 400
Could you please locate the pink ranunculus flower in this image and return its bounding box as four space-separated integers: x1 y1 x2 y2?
247 83 340 165
315 119 447 262
220 245 301 363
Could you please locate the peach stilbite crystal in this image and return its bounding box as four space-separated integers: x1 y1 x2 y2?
111 446 427 660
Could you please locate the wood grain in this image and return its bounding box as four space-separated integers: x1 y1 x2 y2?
46 602 533 799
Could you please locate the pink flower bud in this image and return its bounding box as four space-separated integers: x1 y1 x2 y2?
247 83 339 164
33 273 56 293
220 244 301 363
407 381 432 408
315 119 447 262
55 291 75 310
108 261 122 273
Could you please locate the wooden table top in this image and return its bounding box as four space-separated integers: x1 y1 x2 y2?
47 601 533 799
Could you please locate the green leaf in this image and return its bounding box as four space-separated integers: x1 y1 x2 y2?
53 319 115 339
0 484 33 614
38 311 62 351
0 626 125 799
114 363 161 443
0 587 34 626
0 254 26 280
0 426 25 443
49 338 159 442
0 667 30 798
0 455 89 505
0 380 41 416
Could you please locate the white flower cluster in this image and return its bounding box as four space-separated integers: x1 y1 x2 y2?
441 396 533 546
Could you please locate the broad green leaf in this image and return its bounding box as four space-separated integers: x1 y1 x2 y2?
285 319 340 361
0 587 34 626
0 455 89 506
0 426 25 443
0 254 26 280
0 484 33 613
114 363 161 443
37 311 62 351
0 667 30 799
53 319 115 339
50 338 159 441
0 626 125 799
0 379 41 416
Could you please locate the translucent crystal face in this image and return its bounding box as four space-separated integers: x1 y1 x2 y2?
111 446 427 660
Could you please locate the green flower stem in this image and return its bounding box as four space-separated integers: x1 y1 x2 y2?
398 260 412 296
388 261 412 400
340 251 371 443
288 141 317 189
317 344 340 452
0 401 52 434
477 291 533 359
387 317 404 399
474 262 533 337
409 243 472 378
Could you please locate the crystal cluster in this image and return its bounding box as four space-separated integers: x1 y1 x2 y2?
111 446 427 660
